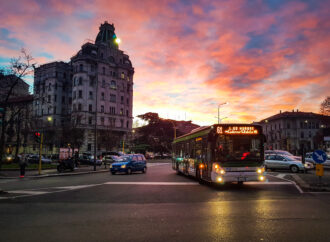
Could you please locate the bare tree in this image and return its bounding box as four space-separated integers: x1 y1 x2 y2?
0 49 35 168
320 96 330 116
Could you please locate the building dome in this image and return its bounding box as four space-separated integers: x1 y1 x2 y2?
95 21 119 48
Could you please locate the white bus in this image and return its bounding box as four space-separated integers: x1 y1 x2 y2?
172 124 265 184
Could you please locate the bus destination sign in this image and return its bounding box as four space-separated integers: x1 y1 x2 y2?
216 126 259 135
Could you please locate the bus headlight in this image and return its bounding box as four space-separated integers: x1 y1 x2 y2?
259 176 265 181
220 169 225 174
257 168 265 174
217 177 223 182
121 164 126 168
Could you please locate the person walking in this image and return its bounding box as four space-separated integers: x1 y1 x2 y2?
19 154 27 178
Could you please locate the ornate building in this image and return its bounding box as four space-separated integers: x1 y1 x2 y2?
33 21 134 154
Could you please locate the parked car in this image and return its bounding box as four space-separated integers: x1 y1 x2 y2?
305 152 330 167
103 155 122 164
27 155 52 164
265 154 313 173
102 151 124 157
110 154 147 175
265 150 301 160
76 153 101 166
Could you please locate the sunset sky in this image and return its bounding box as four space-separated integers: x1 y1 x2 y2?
0 0 329 126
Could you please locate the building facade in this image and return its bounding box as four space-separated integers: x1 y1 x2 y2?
0 74 33 156
33 21 134 154
259 110 330 155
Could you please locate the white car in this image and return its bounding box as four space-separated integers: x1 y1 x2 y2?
265 154 313 173
305 152 330 167
265 150 301 160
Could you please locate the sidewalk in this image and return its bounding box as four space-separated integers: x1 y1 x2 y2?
285 170 330 192
0 165 109 179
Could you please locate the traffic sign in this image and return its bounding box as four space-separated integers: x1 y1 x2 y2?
312 150 327 164
316 164 324 176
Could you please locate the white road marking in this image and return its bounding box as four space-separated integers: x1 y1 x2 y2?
104 182 199 185
9 190 49 195
267 174 304 193
245 182 292 185
276 174 286 179
56 184 100 190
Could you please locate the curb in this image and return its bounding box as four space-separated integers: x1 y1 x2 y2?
288 174 330 192
0 169 109 179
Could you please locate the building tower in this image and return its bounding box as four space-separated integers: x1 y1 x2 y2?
71 21 134 152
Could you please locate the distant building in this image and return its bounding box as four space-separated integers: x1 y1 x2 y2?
0 74 29 101
3 95 34 155
0 74 33 155
259 110 330 155
33 61 73 127
33 21 134 154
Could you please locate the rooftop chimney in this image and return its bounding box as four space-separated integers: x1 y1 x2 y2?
280 110 282 113
292 109 294 112
296 109 299 112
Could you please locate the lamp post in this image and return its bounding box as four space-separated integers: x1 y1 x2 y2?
38 116 52 175
218 102 228 124
169 120 176 140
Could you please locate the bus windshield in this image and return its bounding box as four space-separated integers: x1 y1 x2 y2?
215 135 262 163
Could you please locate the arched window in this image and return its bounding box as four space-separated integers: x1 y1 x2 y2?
79 64 83 72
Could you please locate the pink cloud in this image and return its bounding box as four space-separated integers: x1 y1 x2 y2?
0 0 329 125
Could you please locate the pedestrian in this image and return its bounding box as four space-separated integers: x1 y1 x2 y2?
104 158 107 169
19 154 27 178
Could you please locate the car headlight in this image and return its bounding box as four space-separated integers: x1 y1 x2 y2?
121 164 126 168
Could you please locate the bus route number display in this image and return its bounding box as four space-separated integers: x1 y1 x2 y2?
216 126 259 135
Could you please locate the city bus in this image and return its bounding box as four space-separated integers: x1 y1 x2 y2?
172 124 265 184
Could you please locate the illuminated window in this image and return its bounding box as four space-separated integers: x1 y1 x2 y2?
110 80 116 89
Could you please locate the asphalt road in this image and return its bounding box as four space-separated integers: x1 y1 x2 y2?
1 163 330 242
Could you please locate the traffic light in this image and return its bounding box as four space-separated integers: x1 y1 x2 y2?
0 107 4 125
34 132 41 143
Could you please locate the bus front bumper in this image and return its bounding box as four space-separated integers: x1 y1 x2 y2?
211 171 266 183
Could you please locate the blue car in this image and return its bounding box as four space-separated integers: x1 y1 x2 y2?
110 154 147 175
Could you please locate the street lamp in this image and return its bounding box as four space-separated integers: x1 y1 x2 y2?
218 102 228 124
